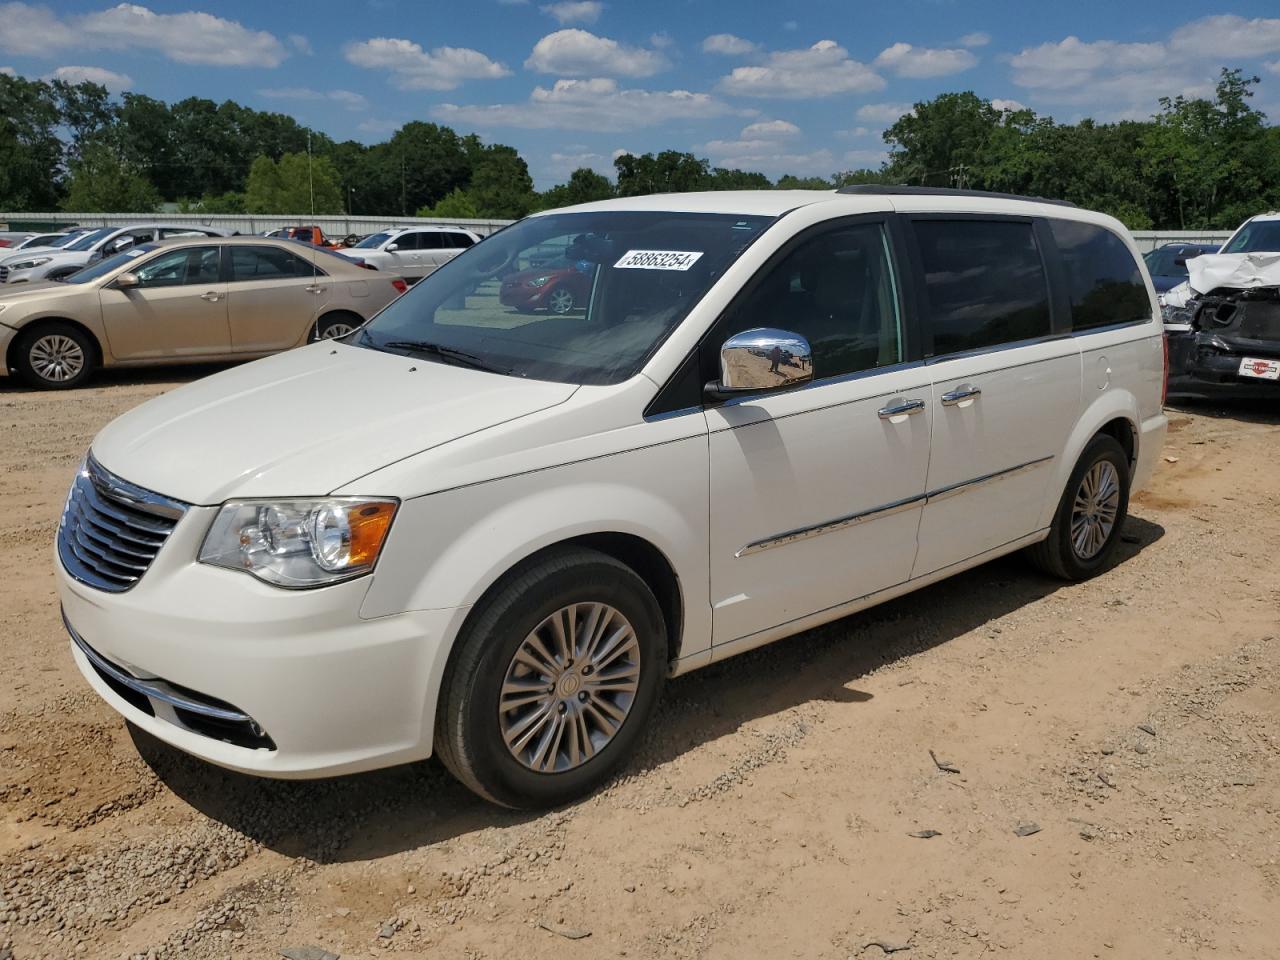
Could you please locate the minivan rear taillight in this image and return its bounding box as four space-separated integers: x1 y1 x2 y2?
391 279 408 294
1161 332 1169 406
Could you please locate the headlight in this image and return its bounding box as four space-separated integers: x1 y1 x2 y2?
526 275 551 288
199 498 398 588
8 257 51 270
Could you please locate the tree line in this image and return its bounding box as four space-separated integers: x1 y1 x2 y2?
1 68 1276 229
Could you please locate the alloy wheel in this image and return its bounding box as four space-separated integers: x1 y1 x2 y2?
498 602 641 773
29 334 85 383
548 288 574 314
1070 460 1121 560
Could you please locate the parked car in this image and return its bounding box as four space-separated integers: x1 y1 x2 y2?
0 231 36 249
499 257 593 314
9 229 89 252
1143 241 1219 292
1162 213 1280 398
348 226 480 282
0 236 407 389
0 224 233 284
263 225 345 248
55 188 1166 807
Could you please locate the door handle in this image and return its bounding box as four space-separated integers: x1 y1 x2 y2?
940 386 982 406
200 291 222 302
878 398 926 420
305 284 325 294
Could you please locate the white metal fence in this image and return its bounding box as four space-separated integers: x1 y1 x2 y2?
0 214 1234 252
0 212 514 238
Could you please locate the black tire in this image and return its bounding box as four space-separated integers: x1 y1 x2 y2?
14 321 97 390
1027 434 1131 580
435 547 667 809
311 312 363 341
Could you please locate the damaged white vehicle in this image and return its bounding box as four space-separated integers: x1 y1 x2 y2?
1162 214 1280 397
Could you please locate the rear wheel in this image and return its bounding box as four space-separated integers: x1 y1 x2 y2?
435 547 666 808
14 321 96 389
1027 434 1130 580
312 312 362 341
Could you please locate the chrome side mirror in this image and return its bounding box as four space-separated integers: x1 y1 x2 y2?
707 327 813 400
386 243 399 252
114 271 140 289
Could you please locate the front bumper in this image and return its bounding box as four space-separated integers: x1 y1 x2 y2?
56 503 462 778
1166 329 1280 399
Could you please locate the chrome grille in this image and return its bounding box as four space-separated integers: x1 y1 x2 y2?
58 457 188 592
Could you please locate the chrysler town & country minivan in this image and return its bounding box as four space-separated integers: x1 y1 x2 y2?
56 187 1167 807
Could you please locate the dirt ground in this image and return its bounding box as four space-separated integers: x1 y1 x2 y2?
1 366 1278 960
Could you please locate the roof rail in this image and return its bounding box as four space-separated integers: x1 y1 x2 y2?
836 184 1077 208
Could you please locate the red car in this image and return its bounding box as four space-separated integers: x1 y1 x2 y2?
499 260 592 314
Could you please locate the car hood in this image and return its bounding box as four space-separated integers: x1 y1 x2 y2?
91 341 579 505
0 280 78 306
1 248 83 267
504 266 572 284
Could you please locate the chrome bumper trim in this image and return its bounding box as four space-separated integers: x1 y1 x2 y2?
64 612 252 724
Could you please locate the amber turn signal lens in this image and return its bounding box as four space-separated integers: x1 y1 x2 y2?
346 501 396 567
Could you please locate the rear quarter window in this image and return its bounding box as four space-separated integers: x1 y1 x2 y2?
1048 219 1150 331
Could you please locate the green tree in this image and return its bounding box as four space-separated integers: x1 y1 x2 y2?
541 167 615 209
244 152 342 214
706 167 772 190
418 188 479 219
615 150 711 196
0 75 64 209
883 92 1001 186
776 174 833 190
61 142 159 212
468 144 536 218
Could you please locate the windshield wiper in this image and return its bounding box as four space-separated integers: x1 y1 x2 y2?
379 340 510 375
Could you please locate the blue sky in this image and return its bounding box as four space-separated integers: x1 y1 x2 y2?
3 1 1280 188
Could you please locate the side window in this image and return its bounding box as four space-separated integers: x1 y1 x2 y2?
446 232 474 249
392 233 419 251
914 219 1051 355
417 232 445 250
1048 219 1151 330
134 246 221 288
229 246 320 281
717 222 904 381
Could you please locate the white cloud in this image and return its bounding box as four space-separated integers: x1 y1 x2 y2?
435 77 736 131
1168 14 1280 58
740 119 800 138
702 33 757 56
612 147 633 160
346 37 510 90
47 64 132 88
649 32 673 50
856 102 912 124
701 137 835 176
718 40 884 98
525 29 666 77
1009 31 1227 113
874 42 977 79
990 97 1028 113
1267 60 1280 76
287 33 312 56
959 32 991 48
0 2 288 66
1 65 16 75
259 86 368 110
541 1 602 25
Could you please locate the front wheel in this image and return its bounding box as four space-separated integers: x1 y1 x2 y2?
1027 434 1131 580
435 548 666 808
547 287 575 315
312 312 362 341
14 321 96 389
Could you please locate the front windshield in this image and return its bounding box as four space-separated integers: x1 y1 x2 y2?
49 233 83 248
60 244 158 284
355 210 775 386
1222 220 1280 254
354 231 392 249
66 227 114 252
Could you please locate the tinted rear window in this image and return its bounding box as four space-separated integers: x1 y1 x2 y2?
1049 220 1150 330
915 220 1052 355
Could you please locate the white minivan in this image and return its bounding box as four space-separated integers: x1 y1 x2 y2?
56 188 1168 808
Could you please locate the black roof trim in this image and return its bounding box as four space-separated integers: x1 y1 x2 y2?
836 185 1077 208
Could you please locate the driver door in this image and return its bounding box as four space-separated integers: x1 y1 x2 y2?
706 216 932 646
99 245 230 360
